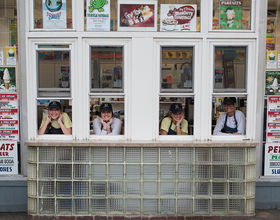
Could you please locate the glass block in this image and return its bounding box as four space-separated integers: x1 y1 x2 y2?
74 147 89 162
57 164 72 179
195 148 210 163
57 199 72 214
246 165 256 181
126 165 140 180
178 148 193 163
195 165 210 180
229 182 244 197
28 164 37 179
144 165 158 180
143 182 158 196
161 199 175 214
161 182 175 196
109 199 123 213
74 199 89 214
109 182 123 196
39 164 54 179
126 148 141 163
178 182 192 196
212 148 227 163
39 198 55 214
195 199 210 214
92 164 107 180
74 181 89 197
143 199 157 214
161 148 176 163
195 182 210 197
109 147 123 162
57 182 72 197
246 199 255 215
178 164 193 180
246 182 255 197
143 148 158 163
28 181 37 196
39 181 54 196
229 165 245 180
92 199 106 212
212 199 227 214
126 182 140 196
28 198 37 214
161 165 176 180
57 147 72 162
126 199 140 214
92 147 106 162
109 164 123 180
247 148 256 164
92 182 106 196
74 164 89 179
229 148 245 163
28 147 37 162
212 182 227 197
178 199 192 214
229 199 244 214
212 165 227 180
39 147 55 162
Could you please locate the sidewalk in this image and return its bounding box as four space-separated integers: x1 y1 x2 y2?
1 210 280 220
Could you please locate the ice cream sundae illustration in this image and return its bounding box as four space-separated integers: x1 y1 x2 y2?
272 78 278 93
3 68 10 90
8 48 14 57
121 5 153 27
162 5 178 31
225 8 236 28
269 51 275 60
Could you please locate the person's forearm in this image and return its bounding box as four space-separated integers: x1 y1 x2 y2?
38 121 49 134
176 126 183 135
59 122 72 134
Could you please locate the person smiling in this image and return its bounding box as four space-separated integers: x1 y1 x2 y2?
93 103 121 135
38 101 72 135
213 97 245 135
160 103 188 135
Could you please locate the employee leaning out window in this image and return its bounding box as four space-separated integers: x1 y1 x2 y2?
38 101 72 135
160 103 188 135
93 103 121 135
213 97 245 135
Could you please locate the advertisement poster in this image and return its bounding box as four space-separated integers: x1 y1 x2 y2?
0 67 16 92
6 47 16 65
219 0 242 30
222 54 235 88
264 144 280 176
118 0 157 31
265 71 280 95
183 68 192 87
266 96 280 143
267 19 275 50
43 0 67 29
61 65 70 88
160 4 196 31
86 0 110 31
113 67 122 87
267 50 277 69
0 51 3 66
215 68 224 88
0 141 18 174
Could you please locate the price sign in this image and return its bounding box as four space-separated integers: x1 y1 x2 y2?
0 141 18 174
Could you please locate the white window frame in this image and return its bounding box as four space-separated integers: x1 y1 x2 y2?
155 39 202 141
84 39 131 140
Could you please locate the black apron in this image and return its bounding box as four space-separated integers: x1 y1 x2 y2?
46 125 63 134
223 112 238 133
167 120 177 135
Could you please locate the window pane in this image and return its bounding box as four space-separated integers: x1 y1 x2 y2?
91 47 123 92
214 47 246 93
37 49 71 97
213 0 251 30
161 47 193 93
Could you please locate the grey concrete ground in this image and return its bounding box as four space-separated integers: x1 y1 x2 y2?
1 210 280 220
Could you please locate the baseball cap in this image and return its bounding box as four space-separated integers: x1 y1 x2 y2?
223 97 236 105
100 103 113 112
48 101 61 110
170 103 184 114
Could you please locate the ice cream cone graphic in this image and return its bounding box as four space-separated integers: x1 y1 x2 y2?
3 68 10 90
272 78 278 93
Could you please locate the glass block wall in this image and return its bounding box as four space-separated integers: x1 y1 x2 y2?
27 146 256 216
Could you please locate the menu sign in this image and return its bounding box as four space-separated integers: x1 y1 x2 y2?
0 141 18 174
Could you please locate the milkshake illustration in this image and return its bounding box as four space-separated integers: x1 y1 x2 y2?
8 48 14 57
269 51 275 60
3 68 10 89
272 78 278 93
225 8 236 28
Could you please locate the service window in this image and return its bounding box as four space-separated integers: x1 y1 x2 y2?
212 0 251 30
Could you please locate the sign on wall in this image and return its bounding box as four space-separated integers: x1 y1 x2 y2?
266 96 280 143
0 141 18 174
43 0 67 29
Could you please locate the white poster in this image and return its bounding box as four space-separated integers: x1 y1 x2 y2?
0 51 3 66
0 141 18 174
43 0 67 29
160 4 197 31
265 144 280 176
86 0 110 31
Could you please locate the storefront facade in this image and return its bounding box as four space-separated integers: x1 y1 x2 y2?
1 0 278 216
